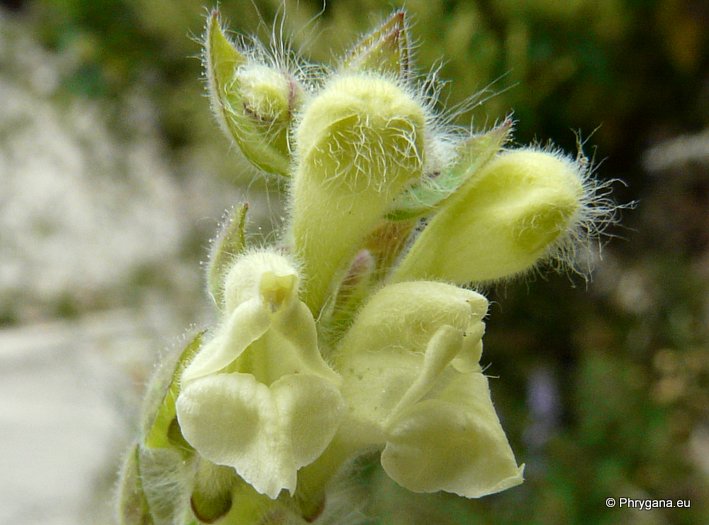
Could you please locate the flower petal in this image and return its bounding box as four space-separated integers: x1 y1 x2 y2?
175 373 289 499
337 281 487 361
269 301 341 383
182 299 270 382
336 282 488 440
271 374 345 471
384 325 464 425
392 149 585 284
176 372 344 500
381 372 524 498
339 347 421 443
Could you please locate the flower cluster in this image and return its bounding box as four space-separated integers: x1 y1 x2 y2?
117 9 611 525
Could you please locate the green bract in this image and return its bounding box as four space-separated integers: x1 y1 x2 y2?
118 8 611 525
205 13 301 176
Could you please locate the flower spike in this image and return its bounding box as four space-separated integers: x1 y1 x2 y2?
118 8 625 523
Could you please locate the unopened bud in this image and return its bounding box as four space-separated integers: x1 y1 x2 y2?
290 73 425 313
393 149 585 283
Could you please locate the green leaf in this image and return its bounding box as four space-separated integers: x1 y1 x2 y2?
341 10 410 78
190 461 236 524
142 331 205 450
387 119 513 221
206 11 246 87
207 203 249 309
116 442 154 525
205 10 294 176
139 446 196 525
320 249 375 344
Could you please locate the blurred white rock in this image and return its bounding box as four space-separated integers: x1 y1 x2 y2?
0 11 276 525
0 307 183 525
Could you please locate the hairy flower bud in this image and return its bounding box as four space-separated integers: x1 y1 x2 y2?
393 149 586 283
290 73 425 313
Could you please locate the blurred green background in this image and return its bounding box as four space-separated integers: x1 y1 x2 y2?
1 0 707 524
